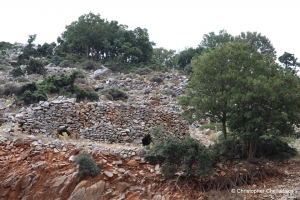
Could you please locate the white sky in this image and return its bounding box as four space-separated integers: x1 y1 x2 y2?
1 0 299 60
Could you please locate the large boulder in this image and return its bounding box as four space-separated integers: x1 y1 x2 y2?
93 67 110 79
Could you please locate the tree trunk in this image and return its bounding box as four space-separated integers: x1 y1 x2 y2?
86 46 89 59
248 137 257 162
222 114 227 140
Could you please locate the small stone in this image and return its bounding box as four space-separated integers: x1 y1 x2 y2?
155 164 160 171
127 160 138 166
103 171 114 178
53 148 59 153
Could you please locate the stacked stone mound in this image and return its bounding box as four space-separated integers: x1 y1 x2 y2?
17 99 189 144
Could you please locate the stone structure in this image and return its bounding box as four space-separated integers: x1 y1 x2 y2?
16 99 189 144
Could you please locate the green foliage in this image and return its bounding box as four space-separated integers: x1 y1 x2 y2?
235 31 276 55
256 137 297 161
278 52 300 74
10 66 24 77
179 41 300 161
145 136 213 179
0 41 18 55
13 71 98 105
74 153 101 183
74 85 99 102
291 132 300 139
177 47 204 72
49 55 64 66
56 12 154 66
24 58 46 75
210 135 297 162
151 47 177 69
102 87 128 101
37 42 55 57
17 90 47 105
18 35 38 64
210 136 245 162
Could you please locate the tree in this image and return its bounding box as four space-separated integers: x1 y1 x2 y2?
235 31 276 56
279 52 300 74
179 42 300 160
18 34 38 63
200 29 234 50
180 42 254 139
57 12 154 64
151 47 177 69
177 47 204 72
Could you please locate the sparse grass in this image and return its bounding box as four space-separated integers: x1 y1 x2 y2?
170 79 181 85
58 132 70 141
13 122 19 133
208 132 218 142
162 100 170 105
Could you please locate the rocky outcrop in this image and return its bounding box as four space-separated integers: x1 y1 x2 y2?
0 135 194 200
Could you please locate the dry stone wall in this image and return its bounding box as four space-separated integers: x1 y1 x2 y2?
16 99 189 144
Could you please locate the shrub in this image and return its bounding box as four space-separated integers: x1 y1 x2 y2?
75 77 88 84
10 66 24 77
136 68 152 75
1 83 22 96
59 60 72 68
210 136 245 162
210 135 298 162
24 58 46 75
150 75 163 83
17 90 47 105
160 89 177 97
74 85 99 102
0 62 11 71
14 76 29 82
102 87 128 101
80 60 101 70
256 137 297 161
145 136 213 179
74 153 101 183
49 55 64 66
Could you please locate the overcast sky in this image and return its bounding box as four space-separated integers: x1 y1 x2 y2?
1 0 299 60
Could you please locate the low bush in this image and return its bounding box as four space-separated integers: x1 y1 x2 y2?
59 60 72 68
136 68 152 75
160 89 177 97
49 55 64 66
24 58 46 75
1 83 22 96
150 75 164 83
14 76 29 82
74 85 99 102
145 135 213 179
256 137 297 161
210 134 298 162
102 87 128 101
149 137 212 178
74 153 101 183
80 60 102 70
10 66 24 77
209 136 245 162
17 90 47 105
